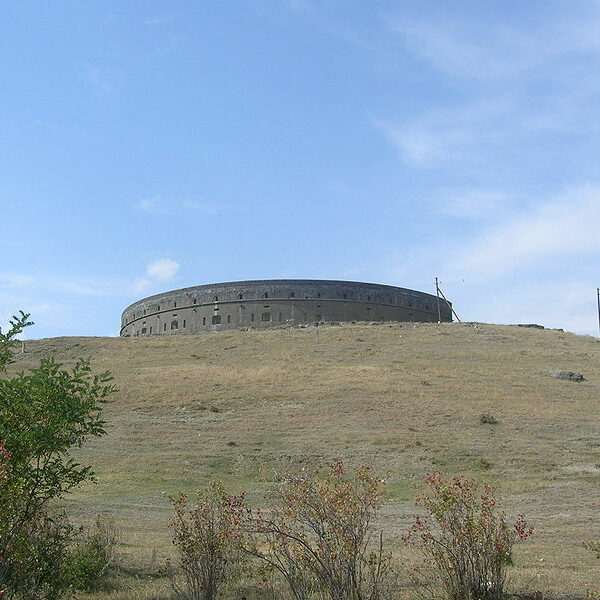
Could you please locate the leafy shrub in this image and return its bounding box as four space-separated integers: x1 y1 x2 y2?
4 511 77 600
477 457 492 470
0 311 115 599
404 472 533 600
249 462 392 600
168 483 248 600
65 516 119 591
479 414 499 425
584 540 600 558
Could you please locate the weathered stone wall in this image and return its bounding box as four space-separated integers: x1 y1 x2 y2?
120 279 452 337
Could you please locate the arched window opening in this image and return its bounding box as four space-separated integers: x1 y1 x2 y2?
212 314 221 325
203 317 206 325
183 320 186 328
163 323 167 331
263 292 268 299
261 312 271 322
289 292 295 298
317 293 321 298
227 315 231 323
171 320 178 330
238 293 243 300
315 314 322 322
141 327 147 334
214 295 219 302
251 313 255 322
174 302 177 308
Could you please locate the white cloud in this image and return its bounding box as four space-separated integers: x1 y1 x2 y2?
449 185 600 280
0 274 36 288
374 7 600 170
446 278 598 335
137 197 218 215
0 273 121 296
372 117 444 167
136 196 281 217
83 63 119 97
128 258 181 295
131 278 152 293
137 196 171 214
146 258 180 281
386 8 600 83
182 200 219 215
370 99 511 168
436 188 507 219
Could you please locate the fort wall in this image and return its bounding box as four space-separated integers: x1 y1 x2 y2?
120 279 452 337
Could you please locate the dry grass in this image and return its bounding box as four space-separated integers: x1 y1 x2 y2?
8 321 600 597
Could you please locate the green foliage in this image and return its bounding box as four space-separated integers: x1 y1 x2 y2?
404 472 533 600
64 516 118 591
4 511 76 600
479 414 499 425
584 540 600 559
0 356 114 508
0 311 33 373
0 311 115 599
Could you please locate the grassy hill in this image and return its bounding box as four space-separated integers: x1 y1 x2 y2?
9 322 600 597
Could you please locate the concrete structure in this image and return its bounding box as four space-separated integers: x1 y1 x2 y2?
120 279 452 337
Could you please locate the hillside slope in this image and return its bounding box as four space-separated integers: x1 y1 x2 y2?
9 322 600 594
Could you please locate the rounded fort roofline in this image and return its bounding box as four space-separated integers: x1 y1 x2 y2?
121 278 435 313
120 278 452 337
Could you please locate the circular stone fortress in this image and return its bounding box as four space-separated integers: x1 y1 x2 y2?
120 279 452 337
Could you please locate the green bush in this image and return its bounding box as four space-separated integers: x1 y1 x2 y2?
65 516 118 591
0 311 115 599
3 511 75 600
479 413 499 425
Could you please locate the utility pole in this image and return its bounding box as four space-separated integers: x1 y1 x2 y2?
436 279 462 323
435 277 442 323
597 288 600 338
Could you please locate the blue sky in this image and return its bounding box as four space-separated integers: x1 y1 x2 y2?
2 1 600 338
